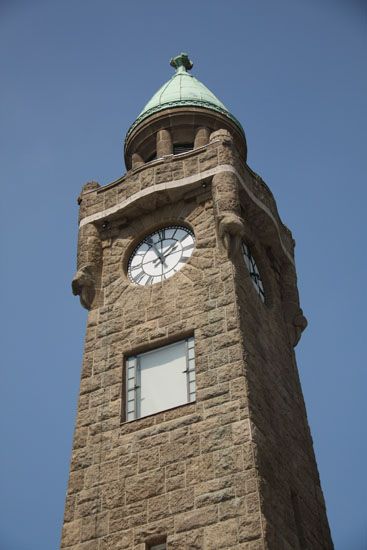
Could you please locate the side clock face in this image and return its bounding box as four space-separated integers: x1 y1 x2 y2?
242 243 265 302
128 226 195 285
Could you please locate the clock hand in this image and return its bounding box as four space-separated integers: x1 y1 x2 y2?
153 243 178 266
147 238 165 262
162 242 178 256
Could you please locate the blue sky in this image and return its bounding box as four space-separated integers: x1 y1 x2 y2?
1 1 366 548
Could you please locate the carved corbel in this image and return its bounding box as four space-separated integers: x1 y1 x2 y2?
281 262 308 347
72 264 97 310
212 161 245 258
291 308 308 346
217 211 245 257
72 222 102 310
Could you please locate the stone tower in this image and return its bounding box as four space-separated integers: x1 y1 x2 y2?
62 53 333 549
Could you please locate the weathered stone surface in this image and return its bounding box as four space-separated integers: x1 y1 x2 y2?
168 488 194 514
99 528 133 550
81 513 108 541
175 505 217 533
125 469 165 504
204 518 238 548
238 515 263 543
62 112 333 549
61 519 82 547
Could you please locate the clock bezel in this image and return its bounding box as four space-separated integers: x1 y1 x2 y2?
126 223 196 286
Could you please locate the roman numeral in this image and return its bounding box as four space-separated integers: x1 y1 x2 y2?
134 271 145 284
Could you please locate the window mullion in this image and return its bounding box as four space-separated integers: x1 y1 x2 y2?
186 337 196 402
136 357 141 419
126 356 138 421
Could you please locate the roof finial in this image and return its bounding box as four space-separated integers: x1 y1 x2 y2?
170 52 193 72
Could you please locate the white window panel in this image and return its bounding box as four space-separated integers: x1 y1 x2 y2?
126 337 196 421
139 340 187 417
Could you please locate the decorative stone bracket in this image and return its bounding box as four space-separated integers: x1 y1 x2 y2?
280 263 308 347
211 130 246 259
72 264 97 310
72 222 102 310
217 211 245 257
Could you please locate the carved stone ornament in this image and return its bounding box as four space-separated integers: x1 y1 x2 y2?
217 212 245 257
72 264 96 310
290 308 308 347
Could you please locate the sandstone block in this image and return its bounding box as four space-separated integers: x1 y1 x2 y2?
138 447 160 472
200 425 232 453
99 528 133 550
101 481 125 510
133 517 174 544
61 519 82 547
238 515 263 542
195 487 235 508
175 505 217 533
204 518 238 548
214 446 244 478
81 512 108 541
125 468 165 504
168 488 194 514
147 494 170 522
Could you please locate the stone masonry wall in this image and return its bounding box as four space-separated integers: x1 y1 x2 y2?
62 190 265 549
233 237 333 549
62 138 332 549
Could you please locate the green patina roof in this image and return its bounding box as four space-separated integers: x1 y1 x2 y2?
126 53 244 137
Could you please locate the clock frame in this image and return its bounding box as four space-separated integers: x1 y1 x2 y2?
127 225 195 286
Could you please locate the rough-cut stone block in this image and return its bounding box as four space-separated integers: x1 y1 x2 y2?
81 512 108 541
204 518 238 548
125 469 165 504
238 515 263 542
61 519 82 547
175 505 217 533
168 488 194 514
99 528 133 550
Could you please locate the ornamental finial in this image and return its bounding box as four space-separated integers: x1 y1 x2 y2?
170 52 193 72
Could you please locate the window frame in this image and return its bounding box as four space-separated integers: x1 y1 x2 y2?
242 242 265 303
148 544 167 550
125 336 196 422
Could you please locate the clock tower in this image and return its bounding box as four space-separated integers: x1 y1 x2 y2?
62 54 333 549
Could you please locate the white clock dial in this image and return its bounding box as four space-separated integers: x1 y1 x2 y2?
128 226 195 285
242 243 265 302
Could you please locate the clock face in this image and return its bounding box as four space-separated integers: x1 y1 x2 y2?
242 243 265 302
128 226 195 285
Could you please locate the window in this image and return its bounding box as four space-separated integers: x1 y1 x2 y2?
125 337 196 421
242 242 265 303
146 151 157 162
173 143 193 155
